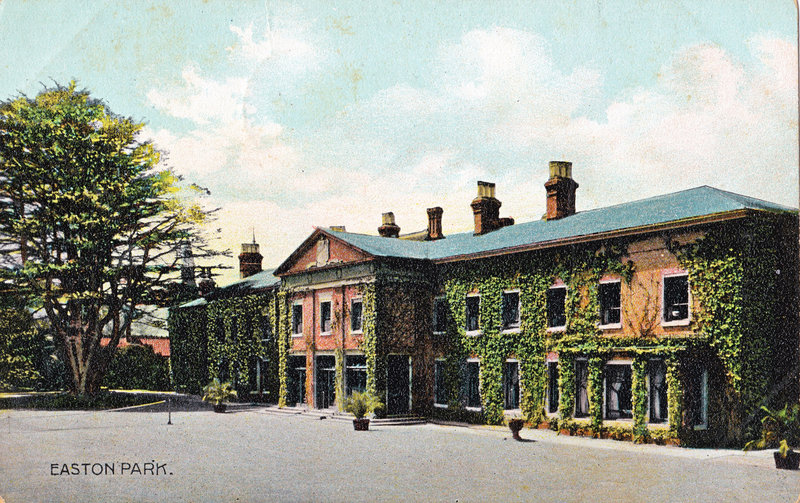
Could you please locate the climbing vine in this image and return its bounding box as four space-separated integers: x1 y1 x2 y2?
632 358 649 442
168 304 209 394
277 290 290 407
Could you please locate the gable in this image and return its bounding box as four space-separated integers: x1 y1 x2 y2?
278 230 374 276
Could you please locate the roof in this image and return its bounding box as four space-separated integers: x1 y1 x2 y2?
321 186 794 263
176 269 279 309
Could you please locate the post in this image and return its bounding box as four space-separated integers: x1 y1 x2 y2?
167 397 172 425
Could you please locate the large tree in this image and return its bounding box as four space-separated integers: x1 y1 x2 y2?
0 82 215 394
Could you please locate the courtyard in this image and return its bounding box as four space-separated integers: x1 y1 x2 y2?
1 404 799 502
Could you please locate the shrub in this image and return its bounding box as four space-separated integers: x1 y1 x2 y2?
202 378 237 405
104 344 171 391
342 391 382 419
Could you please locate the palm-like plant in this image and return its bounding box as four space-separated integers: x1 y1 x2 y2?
744 404 800 458
342 391 382 419
202 378 238 406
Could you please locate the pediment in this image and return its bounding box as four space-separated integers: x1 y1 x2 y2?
275 229 374 276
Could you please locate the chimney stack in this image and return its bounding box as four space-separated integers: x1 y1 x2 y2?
471 181 514 235
378 212 401 238
544 161 578 220
239 239 263 278
426 207 444 240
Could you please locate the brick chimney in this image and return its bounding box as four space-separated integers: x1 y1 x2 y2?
198 267 216 296
426 207 444 240
378 212 400 238
238 239 263 278
471 181 514 235
544 161 578 220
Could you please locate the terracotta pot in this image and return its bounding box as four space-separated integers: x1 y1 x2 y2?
213 403 227 413
537 422 550 430
353 418 370 431
559 429 571 436
774 450 800 470
508 419 524 441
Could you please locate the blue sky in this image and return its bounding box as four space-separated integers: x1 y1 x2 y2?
1 1 797 284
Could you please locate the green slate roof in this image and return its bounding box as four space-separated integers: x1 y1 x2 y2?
326 186 795 262
177 269 279 308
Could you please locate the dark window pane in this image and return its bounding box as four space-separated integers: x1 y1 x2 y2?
502 292 520 329
605 364 632 419
547 287 567 328
288 355 306 405
649 360 668 423
547 361 559 413
684 361 707 427
321 302 331 333
462 361 481 408
292 304 303 334
575 360 589 417
350 300 363 332
503 361 520 409
599 282 621 326
433 298 448 333
345 355 367 396
466 296 480 332
434 360 448 405
664 275 689 322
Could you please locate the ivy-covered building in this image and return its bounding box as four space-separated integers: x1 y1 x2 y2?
170 161 798 446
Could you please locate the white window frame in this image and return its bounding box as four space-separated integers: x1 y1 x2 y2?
465 294 481 336
350 298 363 334
432 296 447 335
464 358 482 411
598 278 622 330
603 359 633 421
319 299 332 336
661 272 691 327
291 301 304 337
433 358 448 408
546 284 568 332
501 290 521 332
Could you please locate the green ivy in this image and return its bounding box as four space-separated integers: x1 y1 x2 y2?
558 354 575 422
168 305 208 394
666 357 682 434
632 358 649 442
276 291 290 407
334 347 345 410
588 356 604 433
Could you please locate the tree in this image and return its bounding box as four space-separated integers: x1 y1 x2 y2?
0 306 45 390
0 82 216 395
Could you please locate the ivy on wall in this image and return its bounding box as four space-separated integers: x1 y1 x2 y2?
168 305 208 394
276 291 290 407
632 358 649 442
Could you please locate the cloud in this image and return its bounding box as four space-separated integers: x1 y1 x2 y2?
228 22 318 69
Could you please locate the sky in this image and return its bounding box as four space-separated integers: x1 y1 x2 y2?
0 0 797 285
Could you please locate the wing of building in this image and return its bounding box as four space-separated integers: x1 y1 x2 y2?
170 161 798 447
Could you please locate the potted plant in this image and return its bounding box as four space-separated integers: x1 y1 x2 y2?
202 378 238 413
507 418 525 441
343 391 382 431
744 404 800 469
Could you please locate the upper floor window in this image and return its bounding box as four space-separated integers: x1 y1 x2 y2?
547 285 567 329
599 280 621 327
350 299 363 333
501 291 520 330
663 274 689 324
465 295 480 334
291 303 303 335
320 301 332 334
433 297 448 333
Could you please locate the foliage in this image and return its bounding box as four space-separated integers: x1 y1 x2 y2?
744 404 800 458
202 378 237 406
0 391 163 410
0 307 45 390
361 283 384 401
168 305 208 394
342 391 382 419
631 358 649 442
334 347 345 410
0 82 219 395
103 343 171 391
276 291 290 407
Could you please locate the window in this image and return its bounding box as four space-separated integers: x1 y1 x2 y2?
663 274 689 323
547 286 567 329
605 363 632 419
291 303 303 335
501 291 520 330
433 297 448 333
434 359 448 406
547 360 559 414
350 299 363 333
288 355 306 405
575 359 589 418
345 355 367 396
465 296 480 333
599 281 621 327
503 360 520 409
463 360 481 408
649 359 668 423
685 361 708 429
320 301 332 334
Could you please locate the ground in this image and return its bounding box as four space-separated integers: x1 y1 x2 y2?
1 401 799 502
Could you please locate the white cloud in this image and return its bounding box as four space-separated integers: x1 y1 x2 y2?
228 22 318 68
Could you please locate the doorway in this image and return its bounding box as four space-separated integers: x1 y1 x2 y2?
387 355 411 415
315 355 336 409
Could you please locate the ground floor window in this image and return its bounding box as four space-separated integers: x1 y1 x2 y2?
434 359 448 406
546 360 559 414
345 355 367 396
287 355 306 405
649 359 668 423
605 363 632 419
503 360 520 409
316 355 336 409
248 356 271 398
463 360 481 408
575 359 589 417
684 362 708 429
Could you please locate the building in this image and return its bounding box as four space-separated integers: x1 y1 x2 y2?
170 161 798 446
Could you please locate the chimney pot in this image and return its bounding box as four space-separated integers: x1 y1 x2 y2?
239 240 263 278
426 207 444 240
545 161 578 220
472 180 513 235
378 212 401 238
